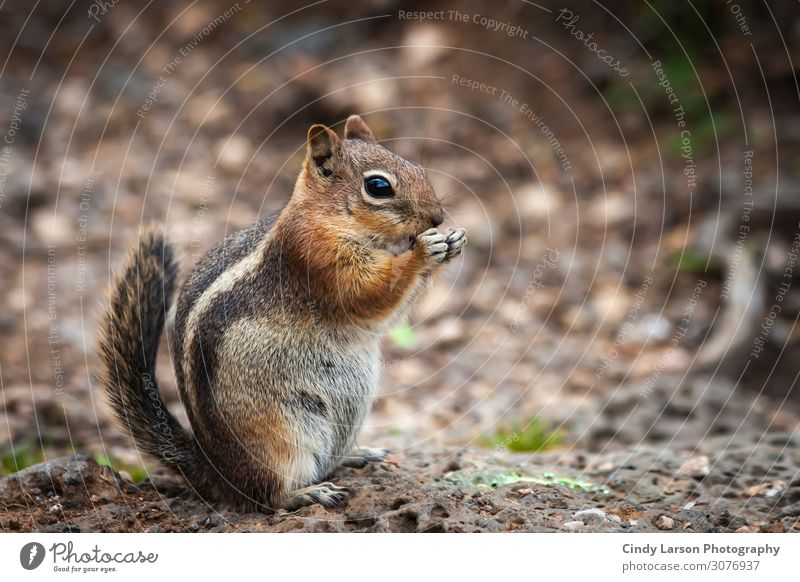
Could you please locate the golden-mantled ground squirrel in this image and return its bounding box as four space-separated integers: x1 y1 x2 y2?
97 115 467 511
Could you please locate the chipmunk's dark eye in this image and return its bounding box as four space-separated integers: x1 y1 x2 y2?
364 175 394 198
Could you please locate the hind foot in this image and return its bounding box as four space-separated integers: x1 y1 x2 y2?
284 482 348 511
339 446 390 468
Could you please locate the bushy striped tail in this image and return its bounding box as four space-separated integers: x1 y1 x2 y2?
97 227 197 471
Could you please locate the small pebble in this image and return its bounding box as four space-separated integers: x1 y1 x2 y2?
656 515 675 530
677 455 710 478
608 514 622 524
562 520 584 531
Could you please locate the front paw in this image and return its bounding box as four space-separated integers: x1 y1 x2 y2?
444 227 467 259
415 228 448 263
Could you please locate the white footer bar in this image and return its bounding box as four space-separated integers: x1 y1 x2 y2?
0 533 793 580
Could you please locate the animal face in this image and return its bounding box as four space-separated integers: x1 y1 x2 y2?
304 116 444 254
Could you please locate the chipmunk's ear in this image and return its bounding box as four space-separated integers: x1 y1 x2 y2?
344 114 376 142
307 124 341 177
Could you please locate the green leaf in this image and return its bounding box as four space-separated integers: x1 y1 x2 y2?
1 443 44 476
668 250 711 273
93 453 113 467
390 323 417 349
481 418 564 453
128 467 150 484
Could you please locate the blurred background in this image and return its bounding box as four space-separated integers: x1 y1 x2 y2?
1 0 800 529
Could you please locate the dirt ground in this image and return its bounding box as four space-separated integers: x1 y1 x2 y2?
1 1 800 532
3 443 798 533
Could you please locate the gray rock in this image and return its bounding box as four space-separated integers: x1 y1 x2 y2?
573 508 606 524
0 454 123 509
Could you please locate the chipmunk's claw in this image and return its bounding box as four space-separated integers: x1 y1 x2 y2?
285 482 349 510
340 446 390 468
417 228 448 263
444 227 467 259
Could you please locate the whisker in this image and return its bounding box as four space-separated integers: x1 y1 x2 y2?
357 233 380 253
437 192 459 204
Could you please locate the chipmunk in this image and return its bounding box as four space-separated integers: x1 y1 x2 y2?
97 115 467 511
